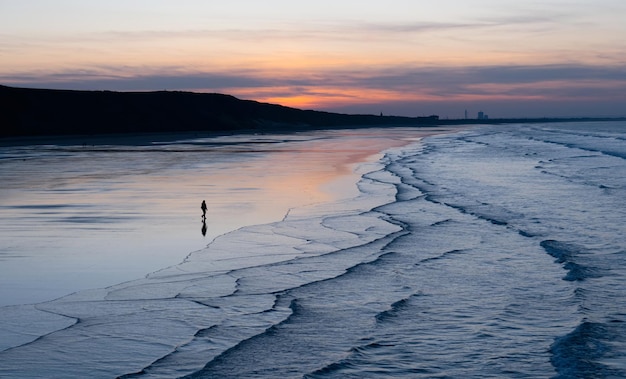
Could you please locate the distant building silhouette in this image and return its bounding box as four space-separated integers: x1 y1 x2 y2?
478 111 488 120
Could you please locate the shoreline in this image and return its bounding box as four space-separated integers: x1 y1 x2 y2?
0 126 452 358
1 120 623 377
0 126 454 308
0 124 453 148
2 117 625 148
2 117 624 151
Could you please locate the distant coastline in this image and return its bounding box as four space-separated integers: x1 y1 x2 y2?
2 85 624 140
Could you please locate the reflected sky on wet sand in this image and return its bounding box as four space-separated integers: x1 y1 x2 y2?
0 127 445 306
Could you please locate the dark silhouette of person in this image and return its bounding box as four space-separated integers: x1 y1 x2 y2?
201 200 207 220
201 219 207 236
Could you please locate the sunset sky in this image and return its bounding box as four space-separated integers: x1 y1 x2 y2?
1 1 625 118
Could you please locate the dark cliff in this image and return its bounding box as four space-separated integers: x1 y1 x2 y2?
0 85 436 138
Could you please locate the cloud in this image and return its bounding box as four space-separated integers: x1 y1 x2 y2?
3 63 625 117
5 63 625 91
287 64 626 102
1 9 562 49
1 68 273 91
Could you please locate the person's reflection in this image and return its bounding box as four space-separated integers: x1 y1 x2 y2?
201 219 207 237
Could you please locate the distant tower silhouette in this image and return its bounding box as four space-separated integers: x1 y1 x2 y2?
478 111 485 120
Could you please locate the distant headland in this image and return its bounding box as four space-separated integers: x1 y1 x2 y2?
1 85 623 139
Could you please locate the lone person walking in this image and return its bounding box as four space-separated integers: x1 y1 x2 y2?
201 200 207 220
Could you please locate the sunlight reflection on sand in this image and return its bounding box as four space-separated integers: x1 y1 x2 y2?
0 127 452 306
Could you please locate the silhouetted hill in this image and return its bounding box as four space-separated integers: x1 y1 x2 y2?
0 85 437 138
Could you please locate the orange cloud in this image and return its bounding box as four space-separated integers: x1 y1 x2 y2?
223 86 444 112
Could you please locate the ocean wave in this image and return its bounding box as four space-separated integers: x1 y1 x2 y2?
2 122 625 378
551 321 626 379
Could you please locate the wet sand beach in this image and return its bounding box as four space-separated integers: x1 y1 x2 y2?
0 127 447 307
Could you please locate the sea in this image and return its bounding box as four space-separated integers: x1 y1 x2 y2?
0 121 625 378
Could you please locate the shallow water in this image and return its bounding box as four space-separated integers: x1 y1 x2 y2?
0 128 424 307
1 122 624 378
